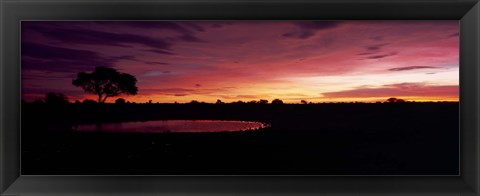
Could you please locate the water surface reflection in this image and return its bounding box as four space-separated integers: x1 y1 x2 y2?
73 120 269 133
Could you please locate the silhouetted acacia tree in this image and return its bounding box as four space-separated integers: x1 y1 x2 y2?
45 92 69 105
115 98 126 104
271 99 284 104
216 99 224 104
72 66 138 104
301 100 308 104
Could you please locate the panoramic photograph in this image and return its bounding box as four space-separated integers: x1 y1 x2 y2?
21 21 459 175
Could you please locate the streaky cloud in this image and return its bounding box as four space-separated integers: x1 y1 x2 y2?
366 52 397 59
322 83 458 98
369 35 383 41
295 21 342 30
25 23 173 50
364 43 389 51
388 66 439 71
283 21 341 39
177 34 206 43
143 49 176 55
22 42 115 72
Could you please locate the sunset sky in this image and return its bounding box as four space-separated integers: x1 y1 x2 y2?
21 21 459 103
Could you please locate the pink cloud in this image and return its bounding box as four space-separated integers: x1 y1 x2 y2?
322 83 458 99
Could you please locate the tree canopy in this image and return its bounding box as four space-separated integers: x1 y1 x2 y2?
72 66 138 104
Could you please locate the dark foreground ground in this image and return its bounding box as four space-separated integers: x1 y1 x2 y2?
21 102 459 175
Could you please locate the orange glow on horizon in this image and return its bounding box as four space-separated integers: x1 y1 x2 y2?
70 94 458 104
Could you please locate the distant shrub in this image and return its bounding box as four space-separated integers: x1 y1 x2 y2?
189 100 200 104
271 99 284 104
82 99 97 105
45 92 69 105
115 98 126 105
259 99 269 104
386 97 406 103
33 99 45 105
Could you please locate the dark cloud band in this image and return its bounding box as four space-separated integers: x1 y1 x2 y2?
388 66 439 71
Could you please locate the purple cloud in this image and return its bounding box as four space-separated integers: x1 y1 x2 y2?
142 88 195 93
448 32 459 37
24 23 172 50
369 35 384 41
366 52 398 59
364 43 390 51
22 42 114 72
143 49 176 55
295 21 341 30
388 66 440 71
176 34 206 43
110 21 197 33
322 83 458 98
357 52 373 56
144 61 170 65
283 21 341 39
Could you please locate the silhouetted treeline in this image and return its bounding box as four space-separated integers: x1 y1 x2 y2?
22 99 459 132
25 95 454 106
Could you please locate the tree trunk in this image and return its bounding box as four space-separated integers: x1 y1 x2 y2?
98 94 102 104
102 95 109 103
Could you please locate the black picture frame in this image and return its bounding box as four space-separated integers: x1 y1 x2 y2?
1 0 479 195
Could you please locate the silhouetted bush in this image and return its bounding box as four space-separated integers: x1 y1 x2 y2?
32 99 45 105
82 99 97 105
386 98 398 103
231 101 245 105
45 92 69 105
115 98 126 105
259 99 269 104
189 100 200 104
386 97 406 103
271 99 284 104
